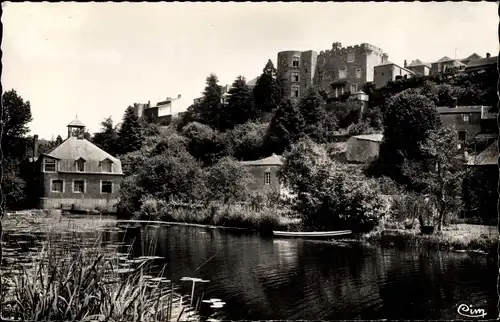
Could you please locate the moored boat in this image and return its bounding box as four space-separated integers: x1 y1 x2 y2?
272 230 352 238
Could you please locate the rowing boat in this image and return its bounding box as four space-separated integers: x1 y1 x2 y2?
272 230 352 238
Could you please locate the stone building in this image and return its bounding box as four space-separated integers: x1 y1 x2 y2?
345 134 383 163
373 61 415 89
239 154 283 193
27 118 124 213
464 53 497 73
405 59 431 76
276 50 318 104
276 42 388 102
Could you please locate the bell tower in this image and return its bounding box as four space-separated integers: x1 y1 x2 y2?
67 115 86 139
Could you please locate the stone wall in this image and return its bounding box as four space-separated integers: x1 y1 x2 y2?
244 164 281 192
345 137 381 163
439 113 482 142
277 50 318 104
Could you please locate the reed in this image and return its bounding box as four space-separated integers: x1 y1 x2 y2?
1 228 201 322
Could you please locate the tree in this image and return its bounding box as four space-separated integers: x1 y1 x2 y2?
253 60 281 119
1 90 33 210
224 76 256 129
403 126 466 231
193 74 225 130
204 156 252 204
377 89 441 182
92 117 119 156
118 106 144 155
181 122 229 166
225 122 267 160
263 100 306 155
54 135 63 146
298 88 336 143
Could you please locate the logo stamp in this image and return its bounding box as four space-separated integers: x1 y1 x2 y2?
457 304 487 318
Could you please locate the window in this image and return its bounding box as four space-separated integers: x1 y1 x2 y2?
291 72 299 82
334 87 339 98
292 56 300 67
350 84 358 93
340 86 345 95
291 85 300 98
51 179 63 193
101 181 113 194
463 114 470 123
101 160 113 172
347 52 355 63
355 68 362 79
76 159 85 172
339 67 347 79
73 180 85 193
458 130 467 142
264 172 271 185
44 159 56 172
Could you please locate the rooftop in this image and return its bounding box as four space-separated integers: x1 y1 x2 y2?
465 56 498 70
47 136 122 168
67 118 85 128
467 140 498 166
437 106 483 114
352 133 383 142
239 154 283 166
246 76 260 87
407 59 431 68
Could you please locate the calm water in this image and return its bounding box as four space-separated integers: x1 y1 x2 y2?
3 221 498 320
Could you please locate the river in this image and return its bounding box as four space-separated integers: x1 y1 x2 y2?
2 219 498 320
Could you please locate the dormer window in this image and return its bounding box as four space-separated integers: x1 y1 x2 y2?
76 158 85 172
101 159 113 173
44 159 56 172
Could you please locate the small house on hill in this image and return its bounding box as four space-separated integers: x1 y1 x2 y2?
345 134 383 163
28 118 124 213
239 154 283 193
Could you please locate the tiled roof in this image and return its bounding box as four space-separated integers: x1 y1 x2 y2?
407 59 431 68
47 136 123 173
240 154 283 166
437 106 483 114
68 118 85 127
465 56 498 70
435 56 454 63
352 133 383 142
374 61 395 67
467 140 498 166
463 53 482 61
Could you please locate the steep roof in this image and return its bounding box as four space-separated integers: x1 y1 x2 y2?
437 106 483 114
407 59 431 68
47 136 121 166
435 56 454 63
352 133 383 142
465 56 498 70
239 154 283 166
467 140 498 166
463 53 482 61
68 118 86 127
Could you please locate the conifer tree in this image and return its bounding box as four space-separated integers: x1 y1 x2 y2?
263 99 306 155
253 60 281 119
197 74 224 130
298 88 332 142
118 106 144 155
224 75 256 129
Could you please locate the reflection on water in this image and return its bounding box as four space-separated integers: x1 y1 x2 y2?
3 221 497 320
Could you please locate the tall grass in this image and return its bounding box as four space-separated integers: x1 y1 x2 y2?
1 229 198 322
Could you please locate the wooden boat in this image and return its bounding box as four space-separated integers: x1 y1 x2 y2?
272 230 352 238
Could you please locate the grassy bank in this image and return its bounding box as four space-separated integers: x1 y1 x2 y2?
137 199 301 233
362 224 498 256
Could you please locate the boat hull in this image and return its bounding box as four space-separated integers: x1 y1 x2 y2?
272 230 352 239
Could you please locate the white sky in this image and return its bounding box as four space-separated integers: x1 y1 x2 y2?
2 2 498 140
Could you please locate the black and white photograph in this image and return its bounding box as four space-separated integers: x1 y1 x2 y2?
0 2 498 321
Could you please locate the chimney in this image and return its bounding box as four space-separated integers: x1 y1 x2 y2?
486 53 491 58
382 53 388 63
178 94 182 99
148 100 151 108
33 135 39 158
404 60 407 68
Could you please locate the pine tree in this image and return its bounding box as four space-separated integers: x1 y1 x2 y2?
224 75 256 129
118 106 144 155
263 99 306 155
253 60 281 119
196 74 224 130
93 117 119 156
55 135 63 145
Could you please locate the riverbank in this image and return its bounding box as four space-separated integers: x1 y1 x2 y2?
362 224 498 257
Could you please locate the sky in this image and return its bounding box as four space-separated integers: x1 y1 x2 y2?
2 2 498 140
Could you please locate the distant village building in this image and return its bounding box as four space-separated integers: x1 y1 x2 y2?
28 118 124 213
239 154 283 193
193 85 231 105
464 53 497 73
134 95 183 125
373 61 415 89
436 105 497 145
345 134 383 163
405 59 431 76
404 53 495 76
